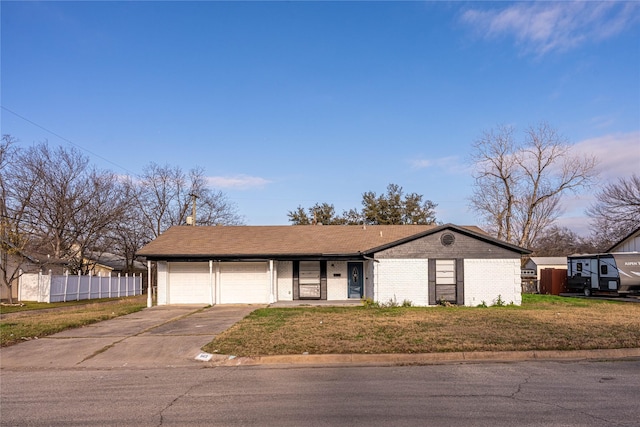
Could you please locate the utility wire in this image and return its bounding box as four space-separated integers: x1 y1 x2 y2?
1 105 136 176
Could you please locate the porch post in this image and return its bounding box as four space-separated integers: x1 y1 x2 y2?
269 259 275 303
209 260 214 306
215 261 221 304
146 260 152 308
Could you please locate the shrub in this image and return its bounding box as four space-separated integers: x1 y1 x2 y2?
361 298 379 309
382 296 399 308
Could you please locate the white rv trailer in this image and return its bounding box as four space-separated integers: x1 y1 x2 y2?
567 253 640 296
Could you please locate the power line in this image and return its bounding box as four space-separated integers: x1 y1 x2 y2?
1 105 136 176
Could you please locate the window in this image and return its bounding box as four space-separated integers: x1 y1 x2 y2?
576 263 583 272
600 264 608 275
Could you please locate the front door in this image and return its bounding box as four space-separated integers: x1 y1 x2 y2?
348 262 363 299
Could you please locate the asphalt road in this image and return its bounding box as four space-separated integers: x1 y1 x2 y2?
2 359 639 426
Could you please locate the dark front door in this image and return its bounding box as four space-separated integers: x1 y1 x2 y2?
348 262 364 299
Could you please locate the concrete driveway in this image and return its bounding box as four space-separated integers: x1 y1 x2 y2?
0 304 262 370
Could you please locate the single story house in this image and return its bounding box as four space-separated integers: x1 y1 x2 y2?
136 224 530 307
84 251 147 278
1 242 68 301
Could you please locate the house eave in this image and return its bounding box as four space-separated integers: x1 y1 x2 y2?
139 253 366 262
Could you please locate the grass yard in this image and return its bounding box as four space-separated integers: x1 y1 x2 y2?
203 295 640 356
0 296 147 347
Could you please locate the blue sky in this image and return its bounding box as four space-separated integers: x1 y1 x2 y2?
2 1 639 233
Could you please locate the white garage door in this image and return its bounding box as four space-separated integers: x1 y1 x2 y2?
168 262 211 304
220 262 269 304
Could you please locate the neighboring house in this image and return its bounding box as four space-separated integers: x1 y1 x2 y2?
84 251 147 277
607 227 640 253
137 224 530 307
521 257 568 293
1 249 38 301
1 242 69 301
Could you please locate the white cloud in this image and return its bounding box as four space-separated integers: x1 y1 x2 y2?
409 155 469 174
206 174 272 190
555 131 639 233
573 131 640 183
460 2 640 56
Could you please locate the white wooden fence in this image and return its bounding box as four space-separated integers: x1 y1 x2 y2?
18 271 143 303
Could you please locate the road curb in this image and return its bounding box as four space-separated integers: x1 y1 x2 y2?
210 348 640 367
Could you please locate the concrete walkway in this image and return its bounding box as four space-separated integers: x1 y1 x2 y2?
0 304 261 370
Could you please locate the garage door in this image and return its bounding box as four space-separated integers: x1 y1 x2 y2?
168 262 211 304
220 262 269 304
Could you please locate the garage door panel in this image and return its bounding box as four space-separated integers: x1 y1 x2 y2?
168 262 210 304
220 262 269 304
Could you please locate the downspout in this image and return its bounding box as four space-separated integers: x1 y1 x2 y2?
361 254 379 300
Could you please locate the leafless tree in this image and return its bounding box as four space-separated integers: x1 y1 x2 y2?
1 139 243 297
469 125 519 242
0 135 31 302
108 177 150 273
586 174 640 249
531 225 598 256
134 162 243 240
12 142 131 274
469 123 598 248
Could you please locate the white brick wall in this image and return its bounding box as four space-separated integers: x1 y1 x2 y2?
375 259 429 306
276 261 293 301
327 261 348 300
464 259 522 306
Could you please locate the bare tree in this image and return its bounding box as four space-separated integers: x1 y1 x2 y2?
531 225 598 256
100 175 155 275
12 142 131 274
469 125 519 241
0 135 31 302
469 123 598 248
587 174 640 248
134 163 242 239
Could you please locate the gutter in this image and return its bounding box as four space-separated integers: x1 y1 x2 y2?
362 254 379 263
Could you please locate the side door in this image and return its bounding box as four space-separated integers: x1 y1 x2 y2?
598 257 619 291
